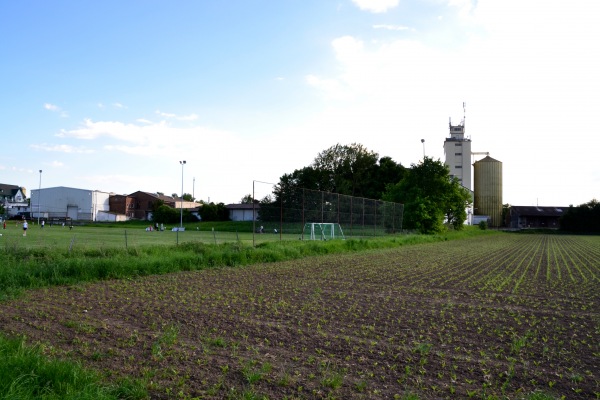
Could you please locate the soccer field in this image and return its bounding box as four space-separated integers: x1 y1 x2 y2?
0 223 292 249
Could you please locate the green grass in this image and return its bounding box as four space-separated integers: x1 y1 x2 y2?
0 224 497 399
0 334 147 400
0 225 497 301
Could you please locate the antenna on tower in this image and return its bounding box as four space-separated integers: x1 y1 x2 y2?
462 101 466 127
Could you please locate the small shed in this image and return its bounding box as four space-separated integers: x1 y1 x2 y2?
226 203 259 221
508 206 567 229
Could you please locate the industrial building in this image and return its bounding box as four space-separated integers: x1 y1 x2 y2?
443 115 472 190
29 186 111 222
507 206 566 229
444 104 503 227
473 156 503 227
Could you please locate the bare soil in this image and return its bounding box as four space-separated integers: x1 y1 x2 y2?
0 235 598 399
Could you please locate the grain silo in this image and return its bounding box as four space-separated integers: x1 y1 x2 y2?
473 156 503 227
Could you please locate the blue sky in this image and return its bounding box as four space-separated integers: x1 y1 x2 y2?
1 0 599 206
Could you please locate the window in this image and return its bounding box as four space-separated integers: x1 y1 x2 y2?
455 143 462 146
455 165 462 168
455 153 462 156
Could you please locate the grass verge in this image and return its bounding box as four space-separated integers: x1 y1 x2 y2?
0 333 147 400
1 227 497 301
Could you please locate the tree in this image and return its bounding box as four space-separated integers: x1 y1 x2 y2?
273 143 405 201
383 157 472 233
263 143 406 224
152 204 198 224
312 143 380 197
240 194 259 204
199 202 229 221
152 205 180 224
560 199 600 233
182 193 195 202
501 203 511 227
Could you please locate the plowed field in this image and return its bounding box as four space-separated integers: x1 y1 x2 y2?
1 234 598 399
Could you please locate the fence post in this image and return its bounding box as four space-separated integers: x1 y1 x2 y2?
321 191 324 223
302 188 305 241
350 196 354 236
362 198 365 235
374 201 377 236
337 193 340 224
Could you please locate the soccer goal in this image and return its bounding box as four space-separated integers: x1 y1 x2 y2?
303 223 345 240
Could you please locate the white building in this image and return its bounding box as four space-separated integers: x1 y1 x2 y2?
29 186 111 221
443 117 472 191
0 183 28 218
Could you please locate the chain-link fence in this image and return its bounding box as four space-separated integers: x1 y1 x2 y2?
253 182 403 241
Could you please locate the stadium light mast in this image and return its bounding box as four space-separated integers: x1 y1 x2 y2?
179 161 186 229
37 170 42 225
421 139 426 159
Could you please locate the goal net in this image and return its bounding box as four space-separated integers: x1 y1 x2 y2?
303 223 345 240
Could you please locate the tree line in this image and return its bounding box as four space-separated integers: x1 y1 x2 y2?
560 199 600 233
262 143 472 234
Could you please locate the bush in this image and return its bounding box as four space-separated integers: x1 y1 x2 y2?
478 221 487 230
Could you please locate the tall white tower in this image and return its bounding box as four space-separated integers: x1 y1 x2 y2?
444 103 472 190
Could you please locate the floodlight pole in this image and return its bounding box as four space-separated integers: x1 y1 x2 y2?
180 160 186 229
421 139 426 159
37 170 42 225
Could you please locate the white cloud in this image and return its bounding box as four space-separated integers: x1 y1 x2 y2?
305 74 353 101
156 110 176 118
43 103 68 117
44 103 60 111
51 118 286 202
155 110 198 121
373 24 412 31
30 143 94 154
351 0 399 13
58 119 232 158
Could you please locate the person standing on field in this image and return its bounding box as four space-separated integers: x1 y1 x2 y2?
23 220 28 236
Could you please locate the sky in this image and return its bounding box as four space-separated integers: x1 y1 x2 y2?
1 0 599 207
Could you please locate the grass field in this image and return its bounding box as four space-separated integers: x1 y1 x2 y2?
0 221 287 249
0 220 393 250
0 231 598 399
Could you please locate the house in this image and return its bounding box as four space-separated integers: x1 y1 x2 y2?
109 191 175 220
507 206 567 229
109 191 201 221
0 183 28 218
29 186 111 221
226 203 260 221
